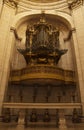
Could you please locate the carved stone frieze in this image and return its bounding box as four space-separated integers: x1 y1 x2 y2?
68 0 83 9
4 0 18 8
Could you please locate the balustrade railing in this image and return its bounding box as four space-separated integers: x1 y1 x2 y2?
10 65 75 83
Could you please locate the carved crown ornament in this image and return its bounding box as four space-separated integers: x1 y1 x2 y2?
68 0 83 9
3 0 18 8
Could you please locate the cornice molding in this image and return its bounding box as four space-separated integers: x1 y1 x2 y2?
17 0 68 11
68 0 83 10
3 0 18 8
3 0 83 11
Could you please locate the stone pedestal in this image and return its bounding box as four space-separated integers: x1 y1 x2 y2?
59 118 67 129
59 109 67 130
17 110 25 130
17 124 24 130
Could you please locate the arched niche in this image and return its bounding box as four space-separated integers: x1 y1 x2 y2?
5 11 82 116
12 12 75 70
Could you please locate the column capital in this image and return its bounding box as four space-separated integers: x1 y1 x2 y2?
3 0 18 8
68 0 83 10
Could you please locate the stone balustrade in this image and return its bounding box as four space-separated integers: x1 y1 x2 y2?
9 65 76 84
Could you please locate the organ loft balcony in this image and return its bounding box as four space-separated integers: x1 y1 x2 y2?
9 65 76 85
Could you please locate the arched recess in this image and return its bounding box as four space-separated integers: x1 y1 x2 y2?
12 10 74 29
11 11 75 71
4 10 82 116
9 10 80 100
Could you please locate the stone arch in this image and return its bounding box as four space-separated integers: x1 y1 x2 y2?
12 10 74 29
11 10 75 70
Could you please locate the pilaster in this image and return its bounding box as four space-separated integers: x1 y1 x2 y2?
0 1 16 116
71 29 84 115
0 0 3 16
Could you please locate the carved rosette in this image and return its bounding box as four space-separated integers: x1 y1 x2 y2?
4 0 18 8
68 0 83 9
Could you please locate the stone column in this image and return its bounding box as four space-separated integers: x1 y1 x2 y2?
17 109 25 130
59 109 67 130
0 1 17 116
